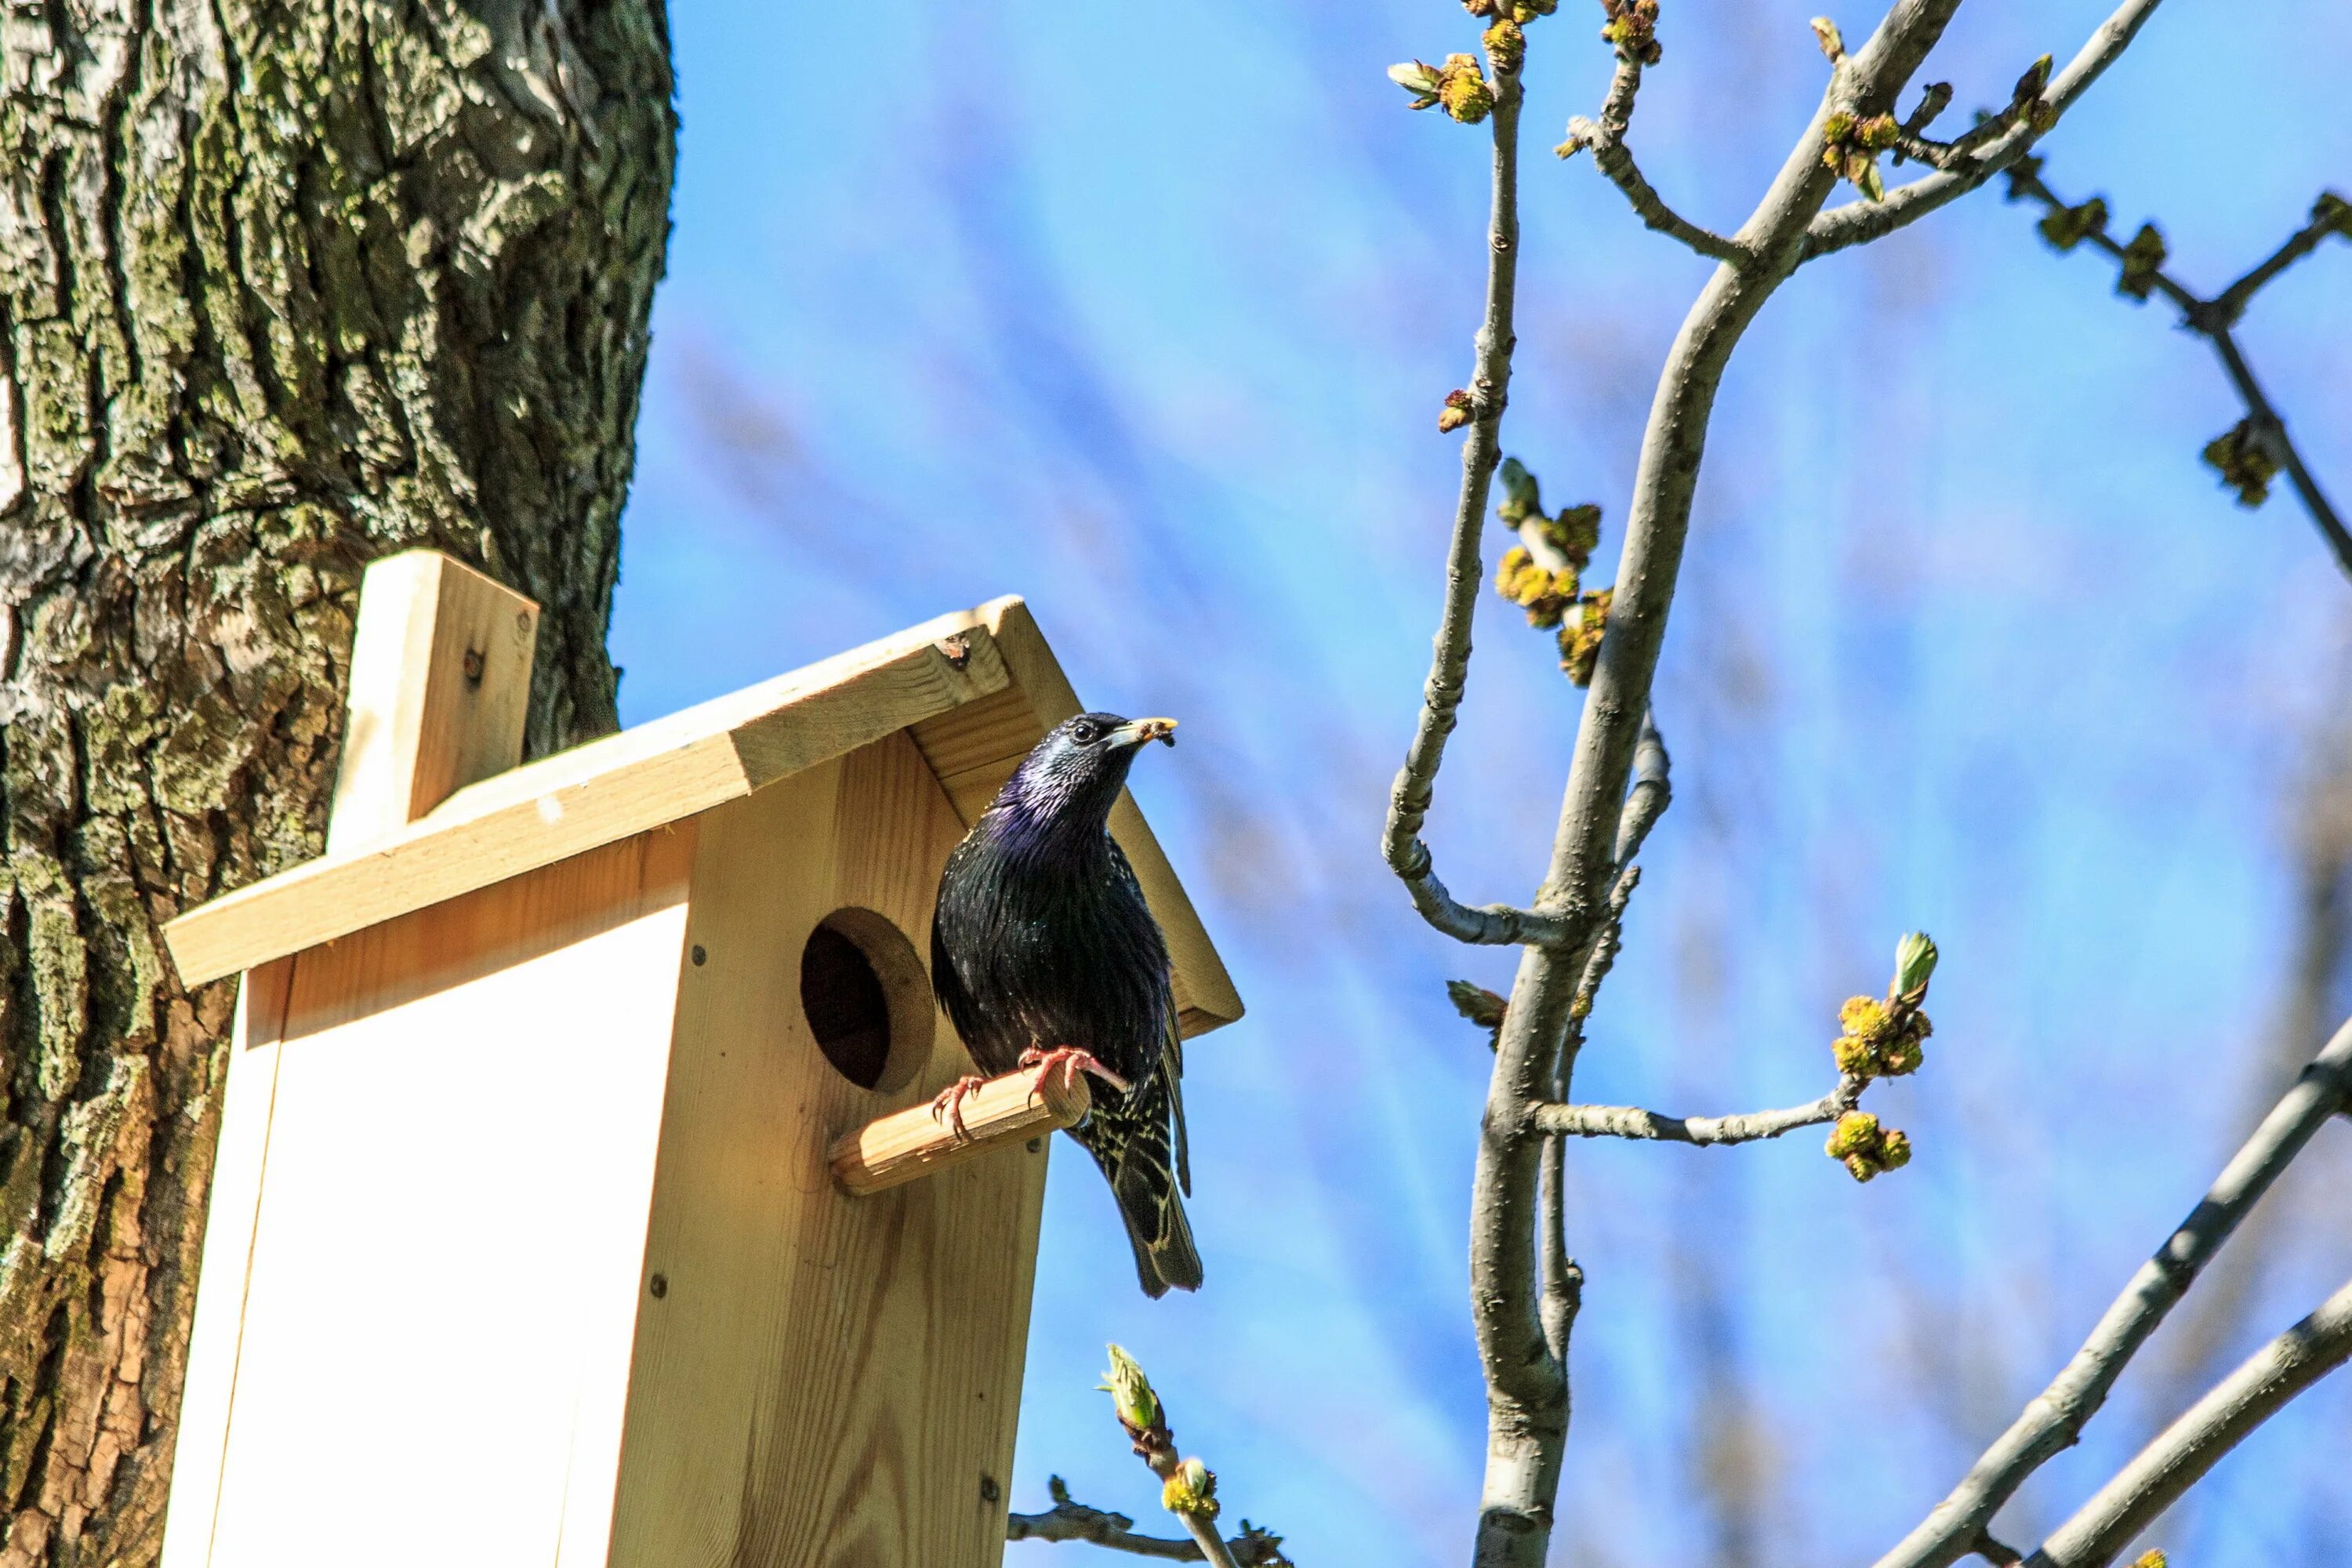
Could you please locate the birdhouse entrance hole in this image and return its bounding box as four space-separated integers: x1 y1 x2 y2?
800 906 928 1092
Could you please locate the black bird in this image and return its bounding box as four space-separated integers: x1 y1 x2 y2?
930 710 1202 1298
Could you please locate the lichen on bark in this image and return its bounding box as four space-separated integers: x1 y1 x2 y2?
0 3 675 1561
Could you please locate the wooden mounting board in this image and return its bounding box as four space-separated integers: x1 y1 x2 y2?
608 733 1047 1566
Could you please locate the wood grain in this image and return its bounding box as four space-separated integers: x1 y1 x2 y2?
176 832 695 1568
829 1068 1091 1197
324 550 540 854
608 732 1047 1568
158 960 292 1568
164 604 1014 985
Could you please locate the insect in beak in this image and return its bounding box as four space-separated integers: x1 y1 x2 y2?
1107 717 1178 750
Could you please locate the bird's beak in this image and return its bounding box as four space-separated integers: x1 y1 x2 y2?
1108 717 1178 750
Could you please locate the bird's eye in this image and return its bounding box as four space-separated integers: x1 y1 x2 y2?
1071 722 1099 745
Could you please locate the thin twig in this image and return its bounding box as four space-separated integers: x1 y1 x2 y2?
1534 1077 1865 1145
1540 715 1668 1359
1559 55 1748 265
1465 7 1985 1558
2206 327 2352 577
2022 1274 2352 1567
1872 1012 2352 1568
1802 0 2168 260
1381 42 1576 950
1009 1481 1292 1566
2007 167 2352 579
2211 199 2346 325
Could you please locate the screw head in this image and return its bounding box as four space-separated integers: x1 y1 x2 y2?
691 945 707 966
649 1273 668 1299
1025 1138 1043 1154
979 1474 1000 1504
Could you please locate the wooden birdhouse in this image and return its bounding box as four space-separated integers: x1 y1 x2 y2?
157 550 1242 1568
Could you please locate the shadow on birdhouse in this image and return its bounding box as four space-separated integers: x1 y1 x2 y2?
158 550 1242 1568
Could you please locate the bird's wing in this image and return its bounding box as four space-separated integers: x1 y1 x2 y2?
1164 1007 1190 1196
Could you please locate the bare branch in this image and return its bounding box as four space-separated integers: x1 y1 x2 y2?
1802 0 2167 260
2211 193 2348 325
1540 716 1669 1362
1559 56 1748 265
1466 9 1984 1559
1873 1012 2352 1568
2203 328 2352 579
2005 166 2352 579
1383 44 1579 950
1009 1481 1293 1567
1534 1077 1864 1145
2023 1274 2352 1567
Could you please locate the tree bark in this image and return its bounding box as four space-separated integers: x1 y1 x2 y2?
0 3 673 1561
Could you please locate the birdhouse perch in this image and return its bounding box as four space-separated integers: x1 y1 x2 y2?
158 550 1242 1568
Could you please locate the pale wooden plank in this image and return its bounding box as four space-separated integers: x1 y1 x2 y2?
199 832 694 1568
164 608 1014 985
325 550 540 854
608 732 1046 1568
158 960 292 1568
829 1067 1090 1196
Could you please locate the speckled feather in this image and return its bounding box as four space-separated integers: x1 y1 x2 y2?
931 712 1200 1296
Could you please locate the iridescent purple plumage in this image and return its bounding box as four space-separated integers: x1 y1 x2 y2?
931 711 1200 1297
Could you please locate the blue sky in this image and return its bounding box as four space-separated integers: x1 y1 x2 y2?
612 3 2352 1563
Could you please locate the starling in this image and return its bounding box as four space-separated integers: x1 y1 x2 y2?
930 711 1203 1297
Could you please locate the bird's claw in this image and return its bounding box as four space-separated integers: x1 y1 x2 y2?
928 1075 988 1142
1017 1046 1131 1101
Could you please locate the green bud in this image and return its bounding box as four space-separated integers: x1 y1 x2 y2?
1839 995 1893 1044
1810 16 1844 60
1498 456 1543 522
1388 60 1444 111
1554 503 1601 565
1099 1344 1161 1435
1833 1031 1876 1080
2112 222 2168 300
2315 191 2351 237
1512 0 1558 16
2132 1552 2166 1568
1447 978 1508 1032
1825 1110 1879 1160
1438 54 1496 124
1163 1456 1220 1520
1560 588 1611 687
2013 53 2053 106
2037 195 2108 252
1483 18 1526 74
2202 418 2279 508
1892 932 1937 1001
1599 0 1661 64
1439 389 1475 433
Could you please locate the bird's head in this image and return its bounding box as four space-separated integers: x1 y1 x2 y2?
997 711 1177 831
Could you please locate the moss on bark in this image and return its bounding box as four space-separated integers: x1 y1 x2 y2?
0 3 674 1560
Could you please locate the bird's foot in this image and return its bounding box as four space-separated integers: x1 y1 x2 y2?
1017 1046 1131 1100
927 1075 989 1142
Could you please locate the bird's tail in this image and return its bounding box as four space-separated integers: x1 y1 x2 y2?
1112 1161 1203 1298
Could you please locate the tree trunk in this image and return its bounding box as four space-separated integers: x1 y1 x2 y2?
0 4 673 1560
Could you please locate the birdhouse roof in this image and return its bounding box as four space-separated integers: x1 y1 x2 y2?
163 597 1243 1036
